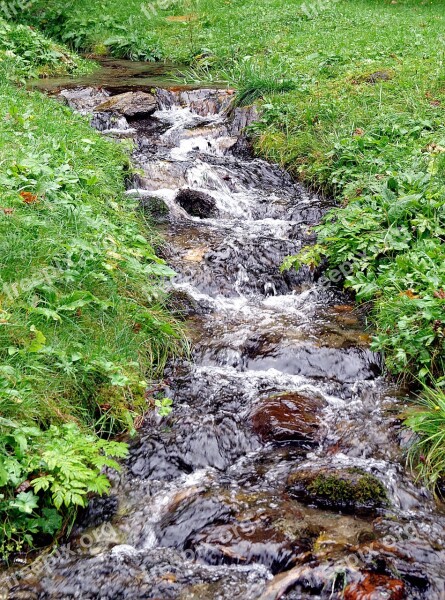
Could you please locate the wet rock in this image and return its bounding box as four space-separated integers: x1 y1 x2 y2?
259 563 361 599
160 489 314 574
77 494 119 529
247 345 381 383
8 547 270 599
8 586 41 600
166 289 211 318
230 135 254 159
157 494 234 548
128 414 259 480
175 188 218 218
139 194 170 219
344 572 405 600
169 228 310 297
352 533 439 595
177 89 233 115
134 116 170 141
250 392 324 444
188 521 310 574
59 86 109 113
287 468 387 513
229 106 259 136
94 91 157 118
90 110 132 133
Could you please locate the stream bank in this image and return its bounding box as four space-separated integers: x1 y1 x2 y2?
4 78 445 599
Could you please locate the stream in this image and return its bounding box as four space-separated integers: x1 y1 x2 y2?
5 74 445 599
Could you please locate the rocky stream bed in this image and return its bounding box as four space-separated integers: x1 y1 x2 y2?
3 76 445 599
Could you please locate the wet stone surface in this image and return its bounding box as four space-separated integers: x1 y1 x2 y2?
4 85 445 599
250 392 324 444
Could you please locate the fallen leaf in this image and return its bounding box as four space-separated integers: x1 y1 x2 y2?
160 573 177 583
423 142 445 154
333 305 354 313
134 415 144 430
166 14 197 22
16 480 32 493
399 289 418 299
183 247 208 262
20 191 39 204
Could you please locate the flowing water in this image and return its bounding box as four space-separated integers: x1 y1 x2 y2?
4 82 445 599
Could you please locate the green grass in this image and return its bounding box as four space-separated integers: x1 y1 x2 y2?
406 385 445 492
0 17 93 80
0 20 183 559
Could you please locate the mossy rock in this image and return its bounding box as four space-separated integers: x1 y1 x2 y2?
287 467 387 513
140 195 170 220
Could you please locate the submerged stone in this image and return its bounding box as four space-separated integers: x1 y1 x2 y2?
287 468 387 512
187 521 310 574
344 572 405 600
250 392 324 444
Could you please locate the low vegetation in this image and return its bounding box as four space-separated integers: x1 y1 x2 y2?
0 19 182 559
406 386 445 492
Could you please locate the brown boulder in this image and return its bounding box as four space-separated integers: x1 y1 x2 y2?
250 392 324 444
188 521 310 573
94 91 157 117
175 188 218 218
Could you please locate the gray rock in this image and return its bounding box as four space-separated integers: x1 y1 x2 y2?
59 87 110 114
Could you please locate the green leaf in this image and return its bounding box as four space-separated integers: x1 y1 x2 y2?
27 325 46 353
30 307 62 322
0 462 8 486
57 290 103 312
32 508 62 534
10 491 39 514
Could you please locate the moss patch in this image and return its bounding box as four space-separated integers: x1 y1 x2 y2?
287 468 387 513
